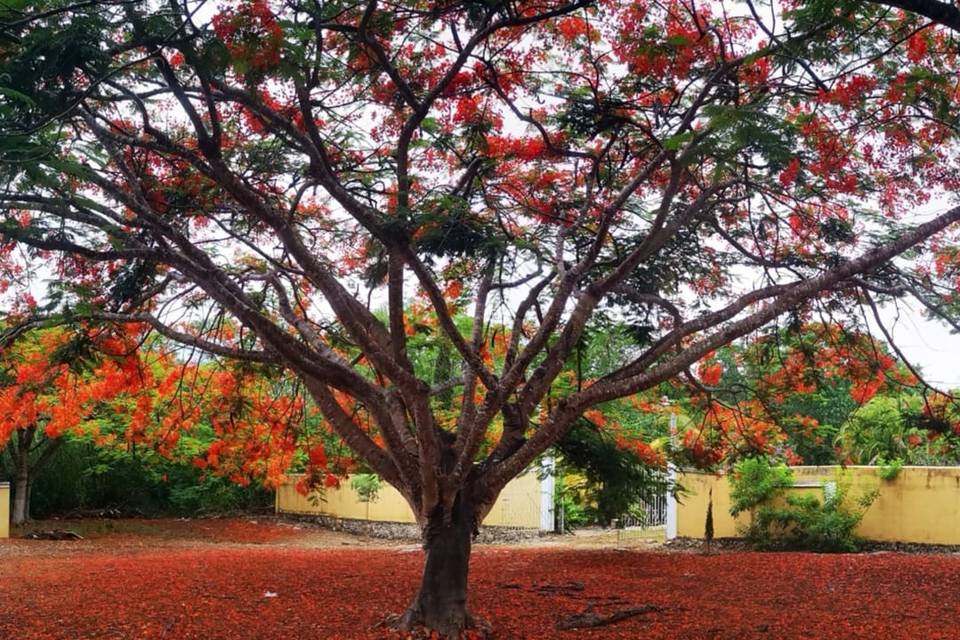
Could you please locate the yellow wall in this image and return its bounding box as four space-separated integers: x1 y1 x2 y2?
276 471 542 529
0 482 8 539
677 466 960 545
479 471 541 528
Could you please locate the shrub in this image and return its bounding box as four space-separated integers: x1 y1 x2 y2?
729 457 794 516
877 457 903 481
746 484 879 552
729 457 877 552
24 439 272 519
554 476 588 532
350 473 382 503
704 488 714 552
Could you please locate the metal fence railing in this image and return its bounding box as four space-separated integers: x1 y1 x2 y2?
615 491 668 545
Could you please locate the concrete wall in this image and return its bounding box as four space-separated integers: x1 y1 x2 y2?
0 482 8 539
276 471 543 529
677 466 960 545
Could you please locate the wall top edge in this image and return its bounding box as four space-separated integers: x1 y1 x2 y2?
681 465 960 475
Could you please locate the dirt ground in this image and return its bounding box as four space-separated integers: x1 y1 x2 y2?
3 517 959 639
5 517 663 555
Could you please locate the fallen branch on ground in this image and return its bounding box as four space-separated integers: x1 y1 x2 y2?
556 604 661 630
532 581 584 595
23 530 84 540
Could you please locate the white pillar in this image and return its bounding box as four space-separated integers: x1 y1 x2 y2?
666 412 678 540
539 456 556 532
666 462 678 540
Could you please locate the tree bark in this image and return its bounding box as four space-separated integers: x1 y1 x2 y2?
400 493 476 637
12 464 29 526
10 427 37 527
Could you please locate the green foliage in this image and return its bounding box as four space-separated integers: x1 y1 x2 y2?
23 439 272 518
410 195 504 262
554 421 667 527
166 472 271 517
877 457 904 481
350 473 382 503
746 484 879 553
729 457 794 516
554 475 588 532
556 94 634 137
729 458 878 552
699 105 798 172
836 396 911 463
833 395 960 466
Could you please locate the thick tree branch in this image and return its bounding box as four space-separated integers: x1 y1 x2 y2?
868 0 960 31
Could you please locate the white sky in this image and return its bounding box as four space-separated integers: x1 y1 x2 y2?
873 303 960 389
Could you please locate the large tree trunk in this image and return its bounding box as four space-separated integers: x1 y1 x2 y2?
400 493 476 637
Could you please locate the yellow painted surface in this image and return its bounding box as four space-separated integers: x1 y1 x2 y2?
677 471 741 539
0 483 8 539
276 471 541 529
276 476 418 523
481 471 541 528
677 466 960 545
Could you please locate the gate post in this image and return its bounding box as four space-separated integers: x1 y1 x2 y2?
539 456 556 532
666 463 678 540
665 405 678 540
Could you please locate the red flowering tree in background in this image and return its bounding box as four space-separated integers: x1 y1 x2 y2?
0 323 307 525
0 327 148 525
3 0 960 634
133 341 311 490
669 322 924 467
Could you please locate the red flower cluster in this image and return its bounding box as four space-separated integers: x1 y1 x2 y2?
556 16 591 41
212 1 284 74
817 74 878 108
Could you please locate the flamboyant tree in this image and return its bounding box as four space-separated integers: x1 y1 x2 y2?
671 322 922 466
3 0 960 634
128 339 308 488
0 327 148 525
0 324 303 525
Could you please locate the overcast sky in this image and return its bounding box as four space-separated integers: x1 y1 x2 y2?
873 302 960 389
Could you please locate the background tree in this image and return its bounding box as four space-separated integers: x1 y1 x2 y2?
2 0 960 635
0 327 147 525
671 321 960 468
676 322 915 464
552 322 670 526
0 326 301 523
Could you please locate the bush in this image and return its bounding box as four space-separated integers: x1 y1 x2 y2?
350 473 382 503
745 484 879 552
166 471 273 516
877 457 903 481
554 476 588 532
729 457 794 516
729 457 877 552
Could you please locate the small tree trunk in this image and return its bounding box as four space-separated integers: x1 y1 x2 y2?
12 465 29 527
11 426 36 527
401 494 476 637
